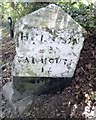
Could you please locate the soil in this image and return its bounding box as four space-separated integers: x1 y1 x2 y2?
2 30 96 119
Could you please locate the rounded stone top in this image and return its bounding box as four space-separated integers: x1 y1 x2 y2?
15 4 87 36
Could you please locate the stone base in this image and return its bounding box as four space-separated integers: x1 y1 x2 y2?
2 82 34 117
2 77 73 116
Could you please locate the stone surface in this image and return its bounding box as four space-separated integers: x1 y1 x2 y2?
10 4 87 104
13 4 87 78
2 82 14 102
2 82 34 117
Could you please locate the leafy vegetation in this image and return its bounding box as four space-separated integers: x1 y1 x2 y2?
57 1 96 31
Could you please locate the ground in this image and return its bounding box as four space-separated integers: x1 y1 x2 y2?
1 30 96 119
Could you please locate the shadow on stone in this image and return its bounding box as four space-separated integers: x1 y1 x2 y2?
13 76 73 98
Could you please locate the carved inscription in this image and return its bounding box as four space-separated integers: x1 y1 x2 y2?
17 56 71 65
14 27 84 77
17 27 79 45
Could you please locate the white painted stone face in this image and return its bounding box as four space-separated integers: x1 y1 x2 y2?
13 4 87 78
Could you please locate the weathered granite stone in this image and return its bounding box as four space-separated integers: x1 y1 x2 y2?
13 4 87 78
12 3 87 100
